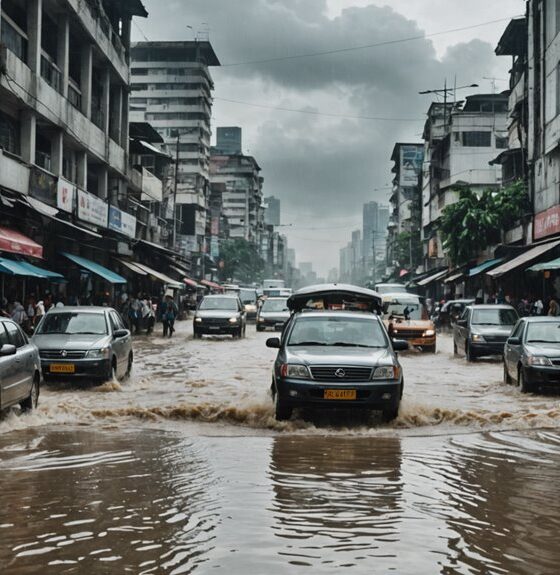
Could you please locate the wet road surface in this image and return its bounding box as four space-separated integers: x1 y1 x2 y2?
1 321 560 573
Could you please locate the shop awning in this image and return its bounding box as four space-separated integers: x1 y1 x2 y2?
0 226 43 258
468 258 505 277
62 252 127 284
17 261 65 281
417 269 448 287
132 262 182 288
170 264 192 277
444 272 464 284
200 279 222 290
0 257 44 277
487 240 560 278
184 278 202 288
527 257 560 272
117 259 148 276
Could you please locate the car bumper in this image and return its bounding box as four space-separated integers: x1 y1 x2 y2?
523 365 560 386
471 342 506 356
41 358 112 379
257 319 286 330
406 336 436 348
194 323 239 335
276 378 402 409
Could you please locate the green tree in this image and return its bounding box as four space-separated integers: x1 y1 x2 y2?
394 230 423 269
218 239 264 284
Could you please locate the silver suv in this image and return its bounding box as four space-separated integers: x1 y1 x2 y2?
0 317 41 412
33 307 133 383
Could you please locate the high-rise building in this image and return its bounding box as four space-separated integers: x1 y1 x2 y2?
215 127 242 155
129 41 221 257
363 201 379 271
265 196 281 227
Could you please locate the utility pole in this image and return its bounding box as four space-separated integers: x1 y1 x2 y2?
419 81 479 131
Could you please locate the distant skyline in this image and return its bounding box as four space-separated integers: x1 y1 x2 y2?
136 0 522 274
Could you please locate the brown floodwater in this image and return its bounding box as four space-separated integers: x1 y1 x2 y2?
2 322 560 573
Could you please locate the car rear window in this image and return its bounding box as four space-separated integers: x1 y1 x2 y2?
262 299 288 312
471 308 517 326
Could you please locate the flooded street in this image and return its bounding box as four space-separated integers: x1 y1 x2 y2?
2 321 560 573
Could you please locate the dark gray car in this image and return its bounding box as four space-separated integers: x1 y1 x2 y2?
193 295 247 338
32 307 133 383
0 318 41 412
453 304 518 361
256 297 289 331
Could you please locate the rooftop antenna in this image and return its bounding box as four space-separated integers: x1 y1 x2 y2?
483 76 508 94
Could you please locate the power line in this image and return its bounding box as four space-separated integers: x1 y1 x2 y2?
213 96 423 122
221 16 522 67
133 19 150 42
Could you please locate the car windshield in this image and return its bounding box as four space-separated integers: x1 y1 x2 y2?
262 299 289 312
239 289 256 304
377 285 407 294
526 322 560 343
471 308 518 326
288 316 387 348
37 312 107 335
199 298 238 311
383 299 425 320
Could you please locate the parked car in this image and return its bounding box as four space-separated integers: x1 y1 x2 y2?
382 293 436 352
453 304 518 361
504 316 560 392
0 317 41 412
193 295 247 338
266 284 407 422
239 287 259 320
32 307 133 383
374 283 408 295
433 299 476 329
256 297 290 332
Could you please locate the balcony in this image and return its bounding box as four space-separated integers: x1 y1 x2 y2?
40 53 62 93
1 16 27 62
68 80 82 110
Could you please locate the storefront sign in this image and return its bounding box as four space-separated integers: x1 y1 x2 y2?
77 189 108 228
29 166 57 207
108 206 137 238
534 205 560 240
57 177 75 213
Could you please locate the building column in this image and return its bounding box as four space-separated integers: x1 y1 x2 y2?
80 44 93 119
57 15 69 98
50 130 64 176
27 0 42 74
121 17 132 60
20 111 36 165
76 151 87 190
98 166 108 201
101 68 110 135
110 85 123 145
121 87 129 149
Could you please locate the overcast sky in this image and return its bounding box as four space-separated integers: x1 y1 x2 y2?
134 0 524 276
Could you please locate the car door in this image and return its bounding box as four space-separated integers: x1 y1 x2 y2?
505 320 524 380
109 311 130 377
0 322 16 409
3 320 33 404
454 309 469 353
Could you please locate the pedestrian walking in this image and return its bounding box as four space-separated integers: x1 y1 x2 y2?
160 294 178 337
548 298 559 317
533 298 544 316
11 300 27 327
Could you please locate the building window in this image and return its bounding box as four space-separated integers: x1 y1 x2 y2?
0 110 20 155
495 136 508 149
1 16 27 61
461 131 492 147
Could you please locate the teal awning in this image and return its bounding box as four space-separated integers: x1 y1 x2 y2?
16 261 66 282
468 258 505 277
61 252 127 284
0 257 44 277
527 257 560 272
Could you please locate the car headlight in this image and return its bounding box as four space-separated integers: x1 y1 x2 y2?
372 366 399 380
527 356 552 366
229 316 239 323
86 347 110 359
471 333 486 343
423 329 435 337
194 317 202 323
280 364 311 379
257 317 265 323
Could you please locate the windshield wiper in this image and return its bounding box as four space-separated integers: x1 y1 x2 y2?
330 342 383 348
472 322 500 326
527 339 560 343
289 341 327 346
71 332 106 335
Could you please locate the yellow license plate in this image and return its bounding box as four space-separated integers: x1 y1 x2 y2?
50 363 75 373
324 389 357 400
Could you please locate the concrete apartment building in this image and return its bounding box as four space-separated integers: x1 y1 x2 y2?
129 41 220 257
264 195 280 227
421 94 509 270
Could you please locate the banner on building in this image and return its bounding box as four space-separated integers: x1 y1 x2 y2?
57 177 75 213
400 146 424 188
108 206 137 238
77 189 108 228
29 167 57 206
534 205 560 240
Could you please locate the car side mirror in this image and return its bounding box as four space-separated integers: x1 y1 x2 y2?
456 319 467 327
507 337 521 346
113 329 129 339
392 339 409 351
0 343 17 356
266 337 281 349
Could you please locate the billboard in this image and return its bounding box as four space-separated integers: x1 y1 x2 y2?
400 146 424 188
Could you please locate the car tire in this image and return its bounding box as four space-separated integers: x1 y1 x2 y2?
425 344 436 354
466 343 475 362
503 363 512 384
124 352 133 380
453 340 458 356
20 374 40 412
274 393 292 421
256 325 263 332
518 368 532 393
382 405 399 422
193 329 200 339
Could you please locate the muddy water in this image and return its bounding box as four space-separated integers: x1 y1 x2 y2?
2 322 560 573
1 428 560 574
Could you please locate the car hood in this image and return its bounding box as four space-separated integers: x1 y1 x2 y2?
196 310 238 319
32 333 111 350
525 342 560 357
285 346 394 366
385 319 433 330
260 311 290 320
471 325 514 337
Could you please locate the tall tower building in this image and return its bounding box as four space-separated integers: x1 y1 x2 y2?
216 127 242 155
265 196 281 227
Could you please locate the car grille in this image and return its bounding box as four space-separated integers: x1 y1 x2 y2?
483 335 507 343
40 350 87 359
550 359 560 366
202 318 229 325
391 329 422 339
310 366 373 382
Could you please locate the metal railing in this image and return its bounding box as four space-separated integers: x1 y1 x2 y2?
40 54 62 93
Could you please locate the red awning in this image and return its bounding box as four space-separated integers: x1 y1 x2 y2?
184 278 200 288
0 226 43 258
200 279 222 290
